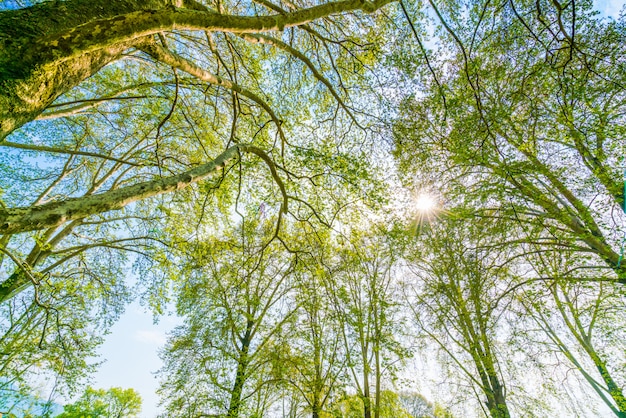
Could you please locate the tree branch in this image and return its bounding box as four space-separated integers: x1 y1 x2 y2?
0 145 243 235
22 0 394 71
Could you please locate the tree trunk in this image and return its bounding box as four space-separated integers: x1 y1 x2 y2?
588 345 626 415
484 377 510 418
227 319 254 418
311 319 323 418
311 387 321 418
363 375 371 418
227 356 248 418
0 0 175 140
472 347 510 418
0 0 392 140
363 397 372 418
373 286 381 418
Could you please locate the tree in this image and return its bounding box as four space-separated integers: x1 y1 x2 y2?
393 1 626 413
394 0 626 282
515 250 626 416
0 233 132 408
328 390 414 418
397 392 455 418
0 0 395 299
278 234 348 418
402 217 516 418
0 384 61 418
326 226 407 418
0 0 393 140
57 386 142 418
157 214 299 417
0 0 396 398
0 104 169 398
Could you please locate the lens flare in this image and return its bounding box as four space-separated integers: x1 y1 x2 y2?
412 192 441 232
414 194 437 213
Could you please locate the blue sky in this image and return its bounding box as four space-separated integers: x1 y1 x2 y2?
596 0 626 16
88 1 626 417
90 302 180 418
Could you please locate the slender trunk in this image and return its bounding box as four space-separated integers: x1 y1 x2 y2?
359 321 371 418
363 370 371 418
374 346 381 418
227 320 253 418
311 375 322 418
483 376 510 418
373 284 381 418
586 344 626 414
312 315 322 418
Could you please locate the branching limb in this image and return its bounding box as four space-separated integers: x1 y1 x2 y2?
0 141 144 167
0 144 242 235
241 145 289 214
240 33 363 127
140 39 289 147
24 0 395 70
399 0 447 118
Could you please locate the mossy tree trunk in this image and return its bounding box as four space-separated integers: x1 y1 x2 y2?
0 0 392 140
0 0 175 139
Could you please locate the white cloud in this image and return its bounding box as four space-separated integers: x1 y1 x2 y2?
134 329 167 345
595 0 626 17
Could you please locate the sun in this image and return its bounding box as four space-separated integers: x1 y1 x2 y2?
414 193 437 213
411 192 441 232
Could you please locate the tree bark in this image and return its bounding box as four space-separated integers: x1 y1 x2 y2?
483 377 510 418
363 372 371 418
0 145 240 235
0 0 175 140
227 319 254 418
0 0 392 140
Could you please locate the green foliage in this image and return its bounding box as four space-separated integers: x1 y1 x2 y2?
394 0 626 280
393 0 626 415
1 0 626 417
328 391 414 418
57 386 141 418
0 0 397 405
156 213 299 417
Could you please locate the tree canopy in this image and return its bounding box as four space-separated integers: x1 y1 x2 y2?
57 386 142 418
1 0 626 416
